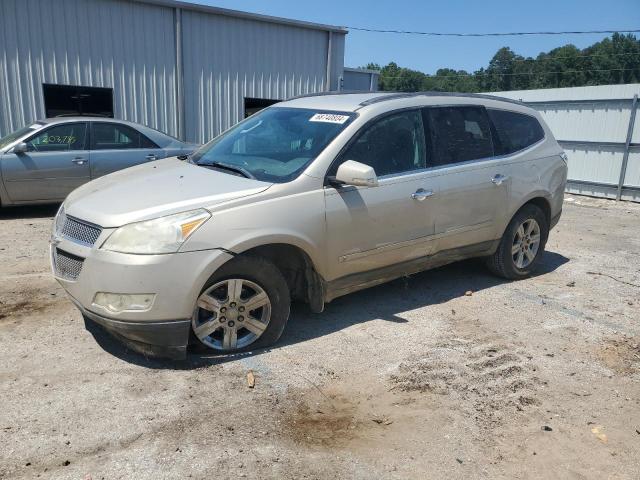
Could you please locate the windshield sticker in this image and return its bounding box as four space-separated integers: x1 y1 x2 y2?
309 113 350 124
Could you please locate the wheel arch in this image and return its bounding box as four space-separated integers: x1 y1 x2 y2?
231 241 326 313
521 196 551 228
505 192 552 233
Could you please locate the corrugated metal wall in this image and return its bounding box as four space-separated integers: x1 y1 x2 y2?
0 0 347 144
181 11 340 144
342 68 379 92
490 85 640 202
0 0 179 138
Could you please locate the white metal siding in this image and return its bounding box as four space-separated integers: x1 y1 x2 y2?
490 85 640 202
181 11 338 144
561 146 624 185
624 151 640 187
343 69 378 91
0 0 178 138
534 102 634 144
0 0 346 144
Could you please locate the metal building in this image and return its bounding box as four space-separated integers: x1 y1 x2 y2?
490 84 640 202
342 67 380 92
0 0 347 144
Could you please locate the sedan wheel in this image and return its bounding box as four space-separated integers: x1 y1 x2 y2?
192 278 272 351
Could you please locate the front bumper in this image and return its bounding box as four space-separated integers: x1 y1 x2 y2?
78 300 191 359
51 232 233 358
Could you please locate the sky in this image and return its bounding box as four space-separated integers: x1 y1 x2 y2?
197 0 639 74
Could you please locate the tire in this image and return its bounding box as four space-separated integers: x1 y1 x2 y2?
487 204 549 280
190 255 291 354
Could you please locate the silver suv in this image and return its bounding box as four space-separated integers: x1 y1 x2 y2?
51 92 567 359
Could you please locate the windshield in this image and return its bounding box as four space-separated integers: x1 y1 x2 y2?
191 107 355 183
0 123 44 150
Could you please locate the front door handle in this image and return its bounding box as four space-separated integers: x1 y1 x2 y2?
72 157 87 165
145 154 157 161
491 174 508 185
411 188 434 201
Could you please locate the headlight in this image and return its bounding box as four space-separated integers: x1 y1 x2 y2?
101 209 210 254
54 205 66 235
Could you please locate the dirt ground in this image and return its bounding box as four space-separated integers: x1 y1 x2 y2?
1 195 639 480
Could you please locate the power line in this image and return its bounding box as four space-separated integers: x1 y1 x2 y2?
380 67 639 80
368 51 640 69
507 51 640 63
347 27 640 37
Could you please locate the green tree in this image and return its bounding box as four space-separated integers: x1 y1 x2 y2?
370 33 640 93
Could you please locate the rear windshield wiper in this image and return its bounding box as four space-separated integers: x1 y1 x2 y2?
202 161 256 179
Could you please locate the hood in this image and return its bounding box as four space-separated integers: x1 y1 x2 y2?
64 157 272 227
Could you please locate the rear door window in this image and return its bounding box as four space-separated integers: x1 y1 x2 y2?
26 123 87 152
487 109 545 155
91 123 157 150
424 106 493 167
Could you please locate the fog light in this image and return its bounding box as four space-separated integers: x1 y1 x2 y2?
92 293 155 313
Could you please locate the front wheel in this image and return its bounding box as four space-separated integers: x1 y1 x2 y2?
191 256 290 353
487 204 549 279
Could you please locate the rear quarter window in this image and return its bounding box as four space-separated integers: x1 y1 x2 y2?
488 109 545 155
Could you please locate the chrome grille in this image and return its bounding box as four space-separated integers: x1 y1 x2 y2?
61 216 102 246
53 249 84 281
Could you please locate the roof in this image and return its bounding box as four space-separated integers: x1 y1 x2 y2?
40 116 141 125
343 67 381 75
487 84 640 103
279 91 527 112
132 0 348 33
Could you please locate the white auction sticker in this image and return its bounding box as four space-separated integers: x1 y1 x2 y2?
309 113 350 124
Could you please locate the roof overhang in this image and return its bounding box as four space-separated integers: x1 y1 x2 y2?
132 0 348 34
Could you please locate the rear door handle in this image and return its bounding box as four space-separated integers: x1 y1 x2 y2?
72 157 87 165
145 154 157 161
411 188 434 201
491 174 508 185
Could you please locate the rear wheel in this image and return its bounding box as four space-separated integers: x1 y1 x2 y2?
487 204 548 279
191 256 290 353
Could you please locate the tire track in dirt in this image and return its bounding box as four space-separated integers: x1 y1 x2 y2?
390 336 542 429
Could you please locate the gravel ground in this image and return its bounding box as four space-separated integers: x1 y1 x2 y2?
1 195 639 479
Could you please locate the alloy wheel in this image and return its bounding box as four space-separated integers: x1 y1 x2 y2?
192 278 272 351
511 218 541 269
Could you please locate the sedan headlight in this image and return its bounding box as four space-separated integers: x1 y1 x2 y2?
102 209 210 254
54 205 66 235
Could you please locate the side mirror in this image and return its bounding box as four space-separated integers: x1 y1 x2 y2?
333 160 379 188
12 142 29 154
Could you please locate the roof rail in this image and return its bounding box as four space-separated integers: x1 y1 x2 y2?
285 90 386 101
358 91 527 107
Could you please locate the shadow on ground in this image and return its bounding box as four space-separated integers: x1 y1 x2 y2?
89 251 569 370
0 204 59 219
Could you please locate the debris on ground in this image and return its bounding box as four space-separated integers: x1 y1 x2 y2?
541 425 553 431
247 370 256 388
371 417 393 426
591 426 608 443
566 280 576 287
464 290 473 296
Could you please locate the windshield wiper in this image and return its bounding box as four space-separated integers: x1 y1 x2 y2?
204 161 256 179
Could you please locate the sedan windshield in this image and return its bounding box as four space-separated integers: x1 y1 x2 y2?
0 123 44 150
191 108 355 183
